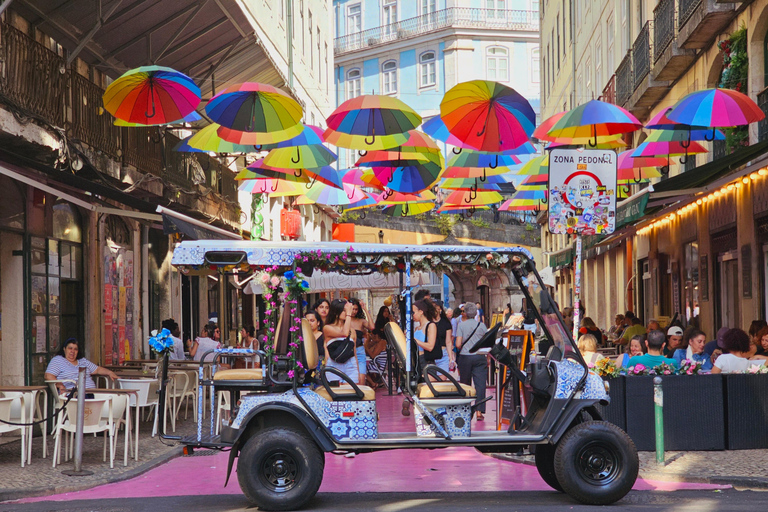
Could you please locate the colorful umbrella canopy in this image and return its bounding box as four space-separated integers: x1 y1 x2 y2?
441 165 510 180
440 80 535 152
616 151 665 183
440 176 510 189
510 188 548 201
236 168 312 184
665 88 765 129
644 127 725 142
646 107 710 130
173 135 206 153
324 95 422 150
344 192 379 211
422 116 479 148
499 197 542 211
206 82 303 134
516 155 549 176
443 189 502 206
535 111 628 146
370 152 444 194
630 131 709 158
217 123 305 145
304 183 367 206
437 204 491 213
356 149 431 166
247 160 343 189
103 66 200 125
546 99 642 145
547 137 628 149
447 149 521 169
187 123 261 153
519 174 548 187
238 179 304 196
378 190 436 204
382 202 435 217
263 144 337 169
116 110 202 127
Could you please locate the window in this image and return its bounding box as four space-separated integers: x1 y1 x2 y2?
531 0 540 13
683 242 700 325
280 0 285 19
556 16 560 67
585 57 591 99
419 51 436 87
487 0 505 18
317 28 321 82
347 4 361 35
562 0 567 51
606 14 615 76
347 68 361 99
486 46 509 82
309 11 313 71
422 0 436 15
531 47 540 83
383 0 397 35
325 43 329 95
620 0 628 53
382 60 398 94
594 37 602 91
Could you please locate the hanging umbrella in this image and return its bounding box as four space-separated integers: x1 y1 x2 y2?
516 154 549 176
512 188 548 201
235 167 311 184
342 168 377 187
437 204 491 213
188 124 262 153
441 165 511 180
370 149 444 193
103 65 200 125
356 149 431 167
324 95 422 150
518 173 548 187
238 179 304 196
440 80 535 152
382 202 435 217
499 197 541 211
665 88 765 137
378 190 436 204
263 144 337 169
535 111 628 146
646 107 711 130
443 189 502 206
173 135 206 153
447 149 522 169
344 192 379 211
247 160 344 189
440 175 510 190
206 82 303 134
116 110 202 127
217 123 305 145
422 115 480 149
616 151 665 183
630 131 709 158
546 99 643 146
304 182 366 206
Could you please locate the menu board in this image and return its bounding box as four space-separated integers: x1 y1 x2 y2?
497 330 533 431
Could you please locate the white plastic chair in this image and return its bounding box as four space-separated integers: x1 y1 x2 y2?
4 390 45 461
164 372 189 433
117 378 159 461
0 396 26 467
52 397 114 469
179 369 198 420
92 392 131 467
215 390 231 436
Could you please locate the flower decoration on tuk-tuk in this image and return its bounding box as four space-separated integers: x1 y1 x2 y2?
295 247 355 274
148 328 175 357
592 357 620 378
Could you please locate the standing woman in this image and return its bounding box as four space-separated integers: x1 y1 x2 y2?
412 300 441 372
323 299 359 382
305 310 324 368
313 299 330 327
433 302 454 372
455 303 489 421
349 298 375 386
373 306 391 341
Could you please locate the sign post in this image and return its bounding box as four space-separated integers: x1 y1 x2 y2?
547 149 617 340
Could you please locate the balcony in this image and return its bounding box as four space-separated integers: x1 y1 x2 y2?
677 0 736 50
616 52 633 107
334 7 539 55
627 22 670 119
652 0 696 82
600 74 616 105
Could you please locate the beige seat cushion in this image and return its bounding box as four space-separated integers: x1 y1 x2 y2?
315 384 376 401
213 368 263 381
417 381 476 398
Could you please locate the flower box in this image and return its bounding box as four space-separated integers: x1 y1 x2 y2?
724 374 768 450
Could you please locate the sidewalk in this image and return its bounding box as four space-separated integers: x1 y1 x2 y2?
1 389 767 502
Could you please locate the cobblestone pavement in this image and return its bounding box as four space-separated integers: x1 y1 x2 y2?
495 449 768 488
0 410 203 501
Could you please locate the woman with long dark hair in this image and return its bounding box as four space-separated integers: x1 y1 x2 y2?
349 297 375 385
305 310 324 366
313 298 331 326
322 299 358 382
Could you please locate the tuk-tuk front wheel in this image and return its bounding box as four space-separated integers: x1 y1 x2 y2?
554 421 638 505
534 443 563 492
237 427 324 511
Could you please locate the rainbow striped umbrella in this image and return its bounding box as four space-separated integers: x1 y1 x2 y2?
247 160 343 189
441 80 535 152
264 144 337 169
547 99 642 145
235 167 311 184
344 192 379 211
437 204 491 213
665 88 765 130
356 150 431 166
302 182 366 206
447 149 522 169
187 124 261 153
324 95 421 150
117 110 202 127
630 130 709 158
217 123 305 145
617 150 665 183
103 65 200 125
173 135 206 153
238 179 304 196
378 190 436 204
382 202 435 217
423 115 479 148
516 155 549 176
499 197 541 211
442 165 510 180
206 82 303 134
518 173 548 187
440 176 510 190
443 189 502 206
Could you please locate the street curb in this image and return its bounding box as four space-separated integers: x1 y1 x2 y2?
489 453 768 489
0 446 184 503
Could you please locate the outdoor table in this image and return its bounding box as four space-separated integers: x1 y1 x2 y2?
0 386 48 459
87 388 139 463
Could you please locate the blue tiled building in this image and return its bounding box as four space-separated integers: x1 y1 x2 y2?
333 0 541 166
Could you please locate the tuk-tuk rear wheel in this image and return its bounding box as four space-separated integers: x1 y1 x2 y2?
237 427 324 511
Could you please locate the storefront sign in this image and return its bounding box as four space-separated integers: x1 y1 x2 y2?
615 192 649 229
548 149 617 236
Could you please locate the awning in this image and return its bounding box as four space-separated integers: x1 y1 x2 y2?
158 206 242 240
549 246 574 269
244 271 431 294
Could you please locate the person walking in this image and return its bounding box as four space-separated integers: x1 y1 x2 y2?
455 303 488 421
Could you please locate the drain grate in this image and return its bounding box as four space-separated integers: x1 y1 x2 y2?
184 449 218 457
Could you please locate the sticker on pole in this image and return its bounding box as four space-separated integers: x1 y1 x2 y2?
548 149 617 236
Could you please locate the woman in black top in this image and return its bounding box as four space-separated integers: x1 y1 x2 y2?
433 303 453 372
578 317 604 345
413 299 441 364
305 310 324 368
373 306 391 339
349 298 374 385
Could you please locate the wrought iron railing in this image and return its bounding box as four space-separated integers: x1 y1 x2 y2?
0 22 66 126
758 89 768 143
69 72 122 158
654 0 675 62
616 52 633 106
334 7 539 54
678 0 702 29
713 139 727 161
600 74 616 105
632 22 651 90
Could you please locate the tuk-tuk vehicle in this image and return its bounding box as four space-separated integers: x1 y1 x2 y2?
163 241 638 510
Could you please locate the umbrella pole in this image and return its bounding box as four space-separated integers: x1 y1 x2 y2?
572 235 582 342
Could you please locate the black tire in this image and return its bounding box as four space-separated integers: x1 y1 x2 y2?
534 443 564 492
554 421 638 505
237 427 324 511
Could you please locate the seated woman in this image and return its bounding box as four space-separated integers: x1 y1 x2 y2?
305 310 324 370
323 299 358 383
577 334 605 366
672 328 712 371
412 299 441 377
188 323 221 362
618 334 645 367
712 328 767 374
45 338 118 394
578 317 604 346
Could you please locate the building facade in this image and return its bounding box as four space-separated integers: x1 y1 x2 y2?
332 0 541 167
539 0 768 339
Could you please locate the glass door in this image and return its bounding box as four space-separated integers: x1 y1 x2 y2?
718 251 740 332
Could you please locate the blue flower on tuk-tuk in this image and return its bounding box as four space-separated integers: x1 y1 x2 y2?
148 328 174 355
284 270 295 280
301 280 309 289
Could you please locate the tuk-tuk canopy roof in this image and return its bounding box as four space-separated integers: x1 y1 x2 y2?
171 240 535 269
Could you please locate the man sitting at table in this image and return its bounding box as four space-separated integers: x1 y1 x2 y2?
621 317 646 345
627 329 678 370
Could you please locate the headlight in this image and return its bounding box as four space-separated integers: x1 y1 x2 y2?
604 380 610 394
